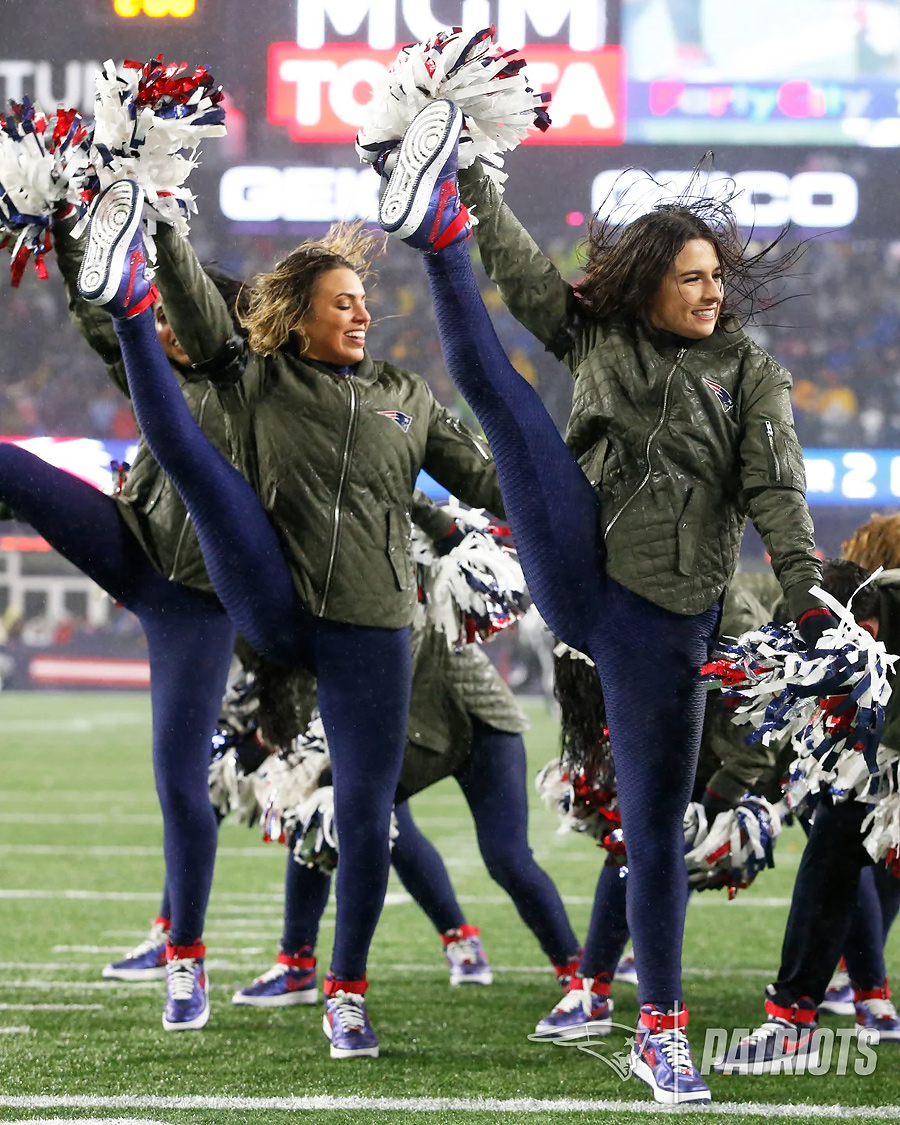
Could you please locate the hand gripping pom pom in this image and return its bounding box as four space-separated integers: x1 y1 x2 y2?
684 797 783 897
77 55 226 264
413 503 529 651
701 575 896 779
535 753 623 858
207 673 271 823
0 98 92 285
356 25 551 191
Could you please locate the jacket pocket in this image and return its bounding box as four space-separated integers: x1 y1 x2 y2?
386 508 413 592
761 420 804 489
676 485 706 577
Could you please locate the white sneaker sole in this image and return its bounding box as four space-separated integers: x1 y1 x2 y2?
101 964 167 981
232 987 318 1008
78 180 143 305
378 99 460 239
530 1016 613 1042
450 969 493 986
630 1055 711 1104
818 999 855 1016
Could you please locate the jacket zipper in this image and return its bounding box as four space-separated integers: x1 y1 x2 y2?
604 348 686 538
446 415 489 461
764 420 782 484
168 387 212 580
319 380 358 615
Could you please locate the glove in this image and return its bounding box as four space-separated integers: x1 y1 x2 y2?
796 606 840 652
435 522 467 556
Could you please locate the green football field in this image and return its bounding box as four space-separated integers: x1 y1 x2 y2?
1 691 898 1125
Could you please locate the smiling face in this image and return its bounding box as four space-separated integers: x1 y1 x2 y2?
154 303 192 367
648 238 724 339
299 266 370 365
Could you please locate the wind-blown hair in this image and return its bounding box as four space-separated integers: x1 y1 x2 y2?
238 222 386 355
843 513 900 573
578 171 802 330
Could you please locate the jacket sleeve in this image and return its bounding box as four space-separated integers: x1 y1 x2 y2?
738 358 823 621
152 225 245 378
422 398 505 518
458 164 575 358
52 215 129 396
411 488 457 543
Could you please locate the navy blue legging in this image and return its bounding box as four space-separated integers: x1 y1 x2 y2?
0 443 235 945
421 242 719 1006
111 311 411 981
392 722 579 964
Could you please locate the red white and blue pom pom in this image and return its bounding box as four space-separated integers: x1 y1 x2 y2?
415 504 528 650
289 786 339 873
535 755 622 856
255 715 331 844
79 55 225 258
356 25 550 189
701 577 895 775
0 98 92 285
684 797 783 898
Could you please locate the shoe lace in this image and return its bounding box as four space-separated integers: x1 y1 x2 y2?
125 923 167 958
256 962 290 984
555 984 596 1016
653 1029 696 1075
862 998 898 1020
167 958 198 1001
331 990 367 1031
446 938 480 966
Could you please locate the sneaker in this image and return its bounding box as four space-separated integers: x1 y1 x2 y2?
819 961 854 1016
322 976 378 1058
553 951 583 991
443 925 493 986
855 983 900 1043
631 1004 711 1105
162 943 210 1032
377 99 471 252
232 951 317 1008
713 996 820 1074
614 949 639 987
531 976 614 1042
101 918 169 981
77 180 158 317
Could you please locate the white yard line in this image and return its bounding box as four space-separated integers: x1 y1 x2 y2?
1 1095 899 1118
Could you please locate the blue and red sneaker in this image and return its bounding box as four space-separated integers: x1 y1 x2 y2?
377 99 471 252
819 960 854 1016
232 949 317 1008
531 975 614 1042
162 941 209 1032
442 925 493 986
322 974 378 1058
713 994 819 1074
631 1003 711 1105
855 981 900 1043
77 180 158 318
101 917 169 981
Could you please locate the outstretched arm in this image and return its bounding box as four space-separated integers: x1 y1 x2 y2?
458 163 577 359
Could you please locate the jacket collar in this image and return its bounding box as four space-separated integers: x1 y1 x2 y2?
291 347 379 384
638 316 748 359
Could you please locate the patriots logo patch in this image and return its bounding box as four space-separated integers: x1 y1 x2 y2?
378 410 413 433
704 379 734 412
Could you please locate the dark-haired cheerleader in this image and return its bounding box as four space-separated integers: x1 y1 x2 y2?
375 98 834 1104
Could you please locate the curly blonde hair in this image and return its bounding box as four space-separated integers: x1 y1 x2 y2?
842 512 900 572
238 222 386 356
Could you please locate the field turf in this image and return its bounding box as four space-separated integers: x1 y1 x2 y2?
0 691 898 1125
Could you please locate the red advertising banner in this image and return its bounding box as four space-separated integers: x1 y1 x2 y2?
268 42 625 145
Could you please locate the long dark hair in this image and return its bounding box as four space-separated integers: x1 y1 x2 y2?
578 168 802 330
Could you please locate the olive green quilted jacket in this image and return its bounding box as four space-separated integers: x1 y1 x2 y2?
152 227 504 630
459 169 823 621
54 219 229 594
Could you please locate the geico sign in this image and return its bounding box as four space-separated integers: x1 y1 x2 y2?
294 0 606 51
591 169 859 229
220 165 380 223
268 43 624 144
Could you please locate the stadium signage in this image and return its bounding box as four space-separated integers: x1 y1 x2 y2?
591 169 859 230
0 59 101 106
268 42 624 144
293 0 606 51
